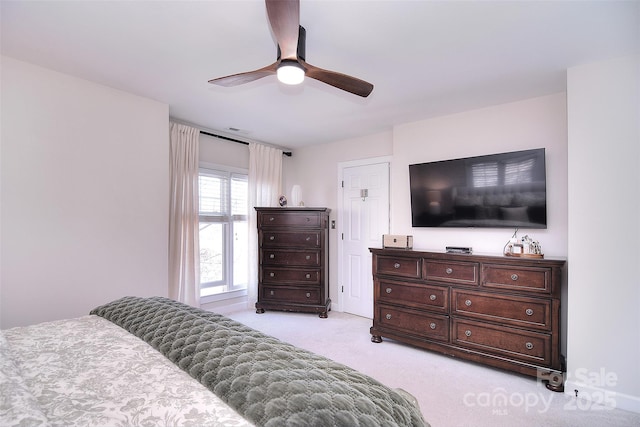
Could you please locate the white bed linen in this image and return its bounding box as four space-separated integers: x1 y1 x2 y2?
1 315 255 427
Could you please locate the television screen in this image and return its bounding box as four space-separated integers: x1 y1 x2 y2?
409 149 547 228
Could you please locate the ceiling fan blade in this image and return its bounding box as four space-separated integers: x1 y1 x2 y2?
266 0 300 60
208 62 278 87
302 61 374 98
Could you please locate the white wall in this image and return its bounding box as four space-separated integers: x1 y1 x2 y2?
391 93 569 256
566 55 640 412
1 57 170 328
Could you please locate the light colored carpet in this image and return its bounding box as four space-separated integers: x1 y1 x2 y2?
226 309 640 427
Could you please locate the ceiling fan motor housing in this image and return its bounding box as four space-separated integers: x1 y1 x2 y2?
277 25 306 62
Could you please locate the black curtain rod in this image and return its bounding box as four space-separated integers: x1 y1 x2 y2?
200 131 292 157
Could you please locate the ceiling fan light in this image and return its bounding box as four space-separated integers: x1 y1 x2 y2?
277 61 305 85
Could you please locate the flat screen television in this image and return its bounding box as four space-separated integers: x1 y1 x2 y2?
409 148 547 228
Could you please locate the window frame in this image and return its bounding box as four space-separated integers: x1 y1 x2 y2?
198 162 249 303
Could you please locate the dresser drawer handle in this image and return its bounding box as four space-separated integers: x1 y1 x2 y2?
385 314 392 320
306 292 311 298
270 290 275 296
429 294 437 301
306 217 311 222
269 217 275 221
511 274 519 281
269 235 275 241
429 322 436 330
525 342 534 350
525 308 534 316
446 267 453 274
465 299 472 307
465 330 472 337
269 254 275 259
305 274 311 279
386 287 392 294
306 236 312 241
269 272 275 277
394 263 401 269
305 255 311 260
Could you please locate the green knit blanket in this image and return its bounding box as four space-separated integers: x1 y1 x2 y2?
90 296 427 427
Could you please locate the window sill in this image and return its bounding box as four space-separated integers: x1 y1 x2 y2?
200 288 248 305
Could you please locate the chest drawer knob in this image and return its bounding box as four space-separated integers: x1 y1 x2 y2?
269 254 275 259
269 235 275 240
429 294 437 301
394 262 401 269
269 217 275 221
269 272 275 277
305 255 311 260
305 274 311 279
386 313 392 320
525 308 534 316
270 290 275 296
465 299 472 307
511 273 519 281
429 322 437 330
306 293 311 298
385 287 392 294
465 330 472 337
306 236 311 241
525 342 534 350
446 267 453 274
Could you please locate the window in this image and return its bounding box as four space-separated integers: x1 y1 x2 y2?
471 155 537 187
198 165 248 300
471 162 499 187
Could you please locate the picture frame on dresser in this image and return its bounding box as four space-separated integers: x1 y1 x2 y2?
369 248 566 391
255 207 331 318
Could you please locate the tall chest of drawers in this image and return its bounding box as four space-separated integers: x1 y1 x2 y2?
255 207 331 318
370 248 566 390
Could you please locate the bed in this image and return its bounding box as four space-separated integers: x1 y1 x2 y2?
1 296 428 427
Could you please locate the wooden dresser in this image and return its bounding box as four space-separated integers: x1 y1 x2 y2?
370 248 566 390
255 207 331 318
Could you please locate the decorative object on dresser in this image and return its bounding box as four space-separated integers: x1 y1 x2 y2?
370 248 566 391
382 234 413 249
255 207 331 318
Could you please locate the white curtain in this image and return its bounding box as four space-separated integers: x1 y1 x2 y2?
247 142 283 308
168 122 200 307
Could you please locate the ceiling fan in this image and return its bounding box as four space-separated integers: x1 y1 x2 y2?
208 0 374 97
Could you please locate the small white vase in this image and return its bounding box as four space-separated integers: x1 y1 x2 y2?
291 185 302 207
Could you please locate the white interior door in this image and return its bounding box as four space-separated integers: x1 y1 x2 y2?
341 162 389 318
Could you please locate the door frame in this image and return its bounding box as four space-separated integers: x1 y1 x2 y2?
336 156 392 313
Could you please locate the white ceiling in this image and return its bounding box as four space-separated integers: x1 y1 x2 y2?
2 1 638 150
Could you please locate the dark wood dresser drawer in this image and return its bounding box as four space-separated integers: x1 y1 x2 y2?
452 319 551 365
424 260 479 285
255 207 331 318
261 267 320 285
452 289 551 331
377 279 448 313
260 230 322 248
258 211 323 228
262 249 321 267
261 286 321 304
482 264 551 294
376 256 422 279
377 304 449 342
